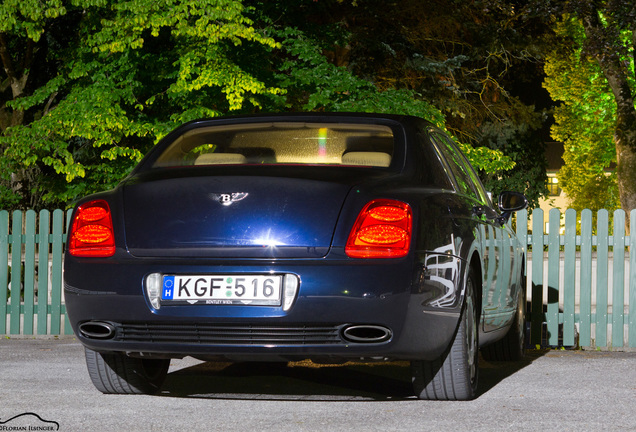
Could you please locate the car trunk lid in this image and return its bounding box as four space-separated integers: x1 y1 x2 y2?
122 175 352 258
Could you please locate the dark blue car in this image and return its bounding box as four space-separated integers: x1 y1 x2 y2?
64 113 527 400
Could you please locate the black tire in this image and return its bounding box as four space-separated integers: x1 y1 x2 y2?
411 267 479 401
84 347 170 395
481 279 526 362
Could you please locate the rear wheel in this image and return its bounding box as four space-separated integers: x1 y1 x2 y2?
84 347 170 394
482 280 526 362
411 267 479 400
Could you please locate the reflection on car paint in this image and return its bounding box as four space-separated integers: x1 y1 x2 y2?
423 240 461 308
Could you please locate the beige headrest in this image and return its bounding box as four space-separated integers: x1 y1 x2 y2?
341 152 391 167
194 153 247 165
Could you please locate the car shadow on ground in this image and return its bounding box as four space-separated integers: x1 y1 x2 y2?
159 350 547 401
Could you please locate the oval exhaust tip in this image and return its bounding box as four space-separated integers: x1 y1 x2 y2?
79 321 116 339
342 325 392 343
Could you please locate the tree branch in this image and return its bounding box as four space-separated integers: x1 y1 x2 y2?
632 25 635 82
43 91 58 116
0 31 28 100
22 39 35 73
580 7 633 109
0 32 18 87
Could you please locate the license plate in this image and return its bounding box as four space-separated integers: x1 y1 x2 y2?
161 274 282 306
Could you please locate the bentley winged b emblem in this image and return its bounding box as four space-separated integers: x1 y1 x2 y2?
210 192 249 206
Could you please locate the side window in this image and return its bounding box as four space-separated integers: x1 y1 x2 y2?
463 158 492 206
431 132 491 205
430 133 475 198
416 132 454 189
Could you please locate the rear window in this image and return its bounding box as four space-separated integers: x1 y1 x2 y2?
153 122 394 168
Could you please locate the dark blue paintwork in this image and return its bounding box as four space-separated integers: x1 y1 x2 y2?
64 113 526 365
123 175 350 257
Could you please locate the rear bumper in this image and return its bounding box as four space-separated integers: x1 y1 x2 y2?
64 253 464 362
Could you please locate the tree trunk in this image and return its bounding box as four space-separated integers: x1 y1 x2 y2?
614 112 636 216
1 32 34 207
603 69 636 218
581 8 636 217
0 33 29 131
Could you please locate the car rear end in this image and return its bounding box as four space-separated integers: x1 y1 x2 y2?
64 114 460 364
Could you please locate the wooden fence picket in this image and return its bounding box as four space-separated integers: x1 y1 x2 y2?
23 210 36 335
37 209 50 335
547 208 560 346
579 209 593 347
596 210 609 347
563 209 576 346
50 209 64 335
631 210 636 348
530 208 544 346
612 210 626 348
10 210 22 334
0 211 8 334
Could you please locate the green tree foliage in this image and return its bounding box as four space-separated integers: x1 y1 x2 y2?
1 0 282 208
1 0 534 210
352 0 548 202
543 17 620 212
537 0 636 214
259 0 548 208
264 25 515 175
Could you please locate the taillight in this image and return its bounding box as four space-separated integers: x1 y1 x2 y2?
345 199 412 258
68 200 116 257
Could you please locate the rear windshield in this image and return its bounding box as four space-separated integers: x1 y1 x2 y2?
152 122 394 168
